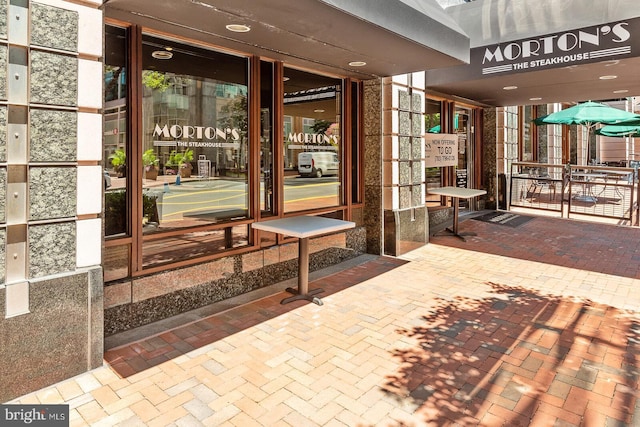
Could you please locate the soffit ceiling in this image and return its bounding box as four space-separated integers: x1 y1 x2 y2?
426 56 640 108
103 0 470 80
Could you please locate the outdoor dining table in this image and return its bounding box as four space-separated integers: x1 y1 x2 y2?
428 186 487 241
251 215 355 305
570 172 605 203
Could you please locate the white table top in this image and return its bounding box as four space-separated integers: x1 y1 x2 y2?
428 186 487 199
251 215 355 239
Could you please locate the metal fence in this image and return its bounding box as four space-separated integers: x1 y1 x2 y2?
509 162 639 225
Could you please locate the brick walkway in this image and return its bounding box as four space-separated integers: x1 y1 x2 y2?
10 214 640 426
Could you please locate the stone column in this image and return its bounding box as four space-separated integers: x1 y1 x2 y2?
0 0 104 402
363 73 428 256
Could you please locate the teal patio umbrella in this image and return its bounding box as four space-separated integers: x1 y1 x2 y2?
595 125 640 138
534 101 640 162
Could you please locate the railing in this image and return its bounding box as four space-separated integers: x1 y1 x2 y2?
509 162 639 225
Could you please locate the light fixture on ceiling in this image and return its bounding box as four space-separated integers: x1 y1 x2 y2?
613 89 629 94
314 109 325 113
502 86 518 90
152 49 173 60
529 97 542 101
348 61 367 67
226 24 251 33
283 76 290 82
599 75 617 80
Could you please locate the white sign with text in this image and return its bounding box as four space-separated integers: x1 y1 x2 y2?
425 133 458 167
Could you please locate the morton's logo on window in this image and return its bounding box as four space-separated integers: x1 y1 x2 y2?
153 124 241 148
286 133 339 151
477 20 635 75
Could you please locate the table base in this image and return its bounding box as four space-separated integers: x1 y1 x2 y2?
281 287 324 306
436 227 478 242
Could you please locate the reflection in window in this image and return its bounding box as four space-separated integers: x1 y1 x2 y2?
141 34 249 233
283 68 342 212
104 25 129 238
425 98 442 204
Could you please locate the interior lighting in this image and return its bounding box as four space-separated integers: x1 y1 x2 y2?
348 61 367 67
314 109 325 113
613 89 628 94
529 97 542 101
151 50 173 60
226 24 251 33
599 75 617 80
502 86 518 90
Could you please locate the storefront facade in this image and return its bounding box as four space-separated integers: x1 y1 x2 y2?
2 0 639 403
1 0 473 401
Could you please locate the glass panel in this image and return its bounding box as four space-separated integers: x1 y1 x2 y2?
425 98 442 204
283 68 342 212
351 81 361 204
523 105 533 161
260 61 274 216
142 225 249 268
140 34 249 233
104 25 128 238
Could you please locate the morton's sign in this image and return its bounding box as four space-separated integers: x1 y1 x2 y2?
476 19 638 76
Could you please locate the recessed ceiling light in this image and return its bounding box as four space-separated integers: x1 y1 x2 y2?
314 109 325 113
226 24 250 33
503 86 518 90
613 89 629 94
283 76 290 82
529 97 542 101
599 75 617 80
152 50 173 60
348 61 367 67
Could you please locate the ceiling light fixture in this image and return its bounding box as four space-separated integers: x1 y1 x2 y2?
152 50 173 60
502 86 518 90
599 75 617 80
613 89 629 94
314 109 325 113
226 24 251 33
348 61 367 67
529 97 542 101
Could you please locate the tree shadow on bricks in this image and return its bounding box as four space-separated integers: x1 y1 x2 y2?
379 282 640 427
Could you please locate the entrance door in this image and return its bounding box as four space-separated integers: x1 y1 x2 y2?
454 106 477 210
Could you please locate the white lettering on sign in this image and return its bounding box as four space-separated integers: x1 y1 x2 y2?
480 21 633 75
425 134 458 168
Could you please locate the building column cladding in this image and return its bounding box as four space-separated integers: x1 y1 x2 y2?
483 108 498 210
363 78 384 254
0 0 104 403
381 73 428 256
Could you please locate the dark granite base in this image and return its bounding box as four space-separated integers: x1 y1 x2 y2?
105 228 366 336
0 268 103 403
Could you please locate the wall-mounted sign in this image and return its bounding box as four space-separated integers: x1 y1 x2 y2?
425 133 458 167
477 19 638 76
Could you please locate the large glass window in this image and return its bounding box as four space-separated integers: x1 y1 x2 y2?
140 34 249 235
139 35 250 268
283 68 342 212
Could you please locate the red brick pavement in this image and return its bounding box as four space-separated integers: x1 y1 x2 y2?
12 214 640 426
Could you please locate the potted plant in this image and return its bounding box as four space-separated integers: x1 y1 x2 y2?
142 148 159 180
109 148 126 177
169 149 194 178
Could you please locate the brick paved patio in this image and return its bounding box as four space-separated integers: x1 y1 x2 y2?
10 214 640 426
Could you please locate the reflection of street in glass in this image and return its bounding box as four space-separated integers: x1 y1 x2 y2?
106 174 341 225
